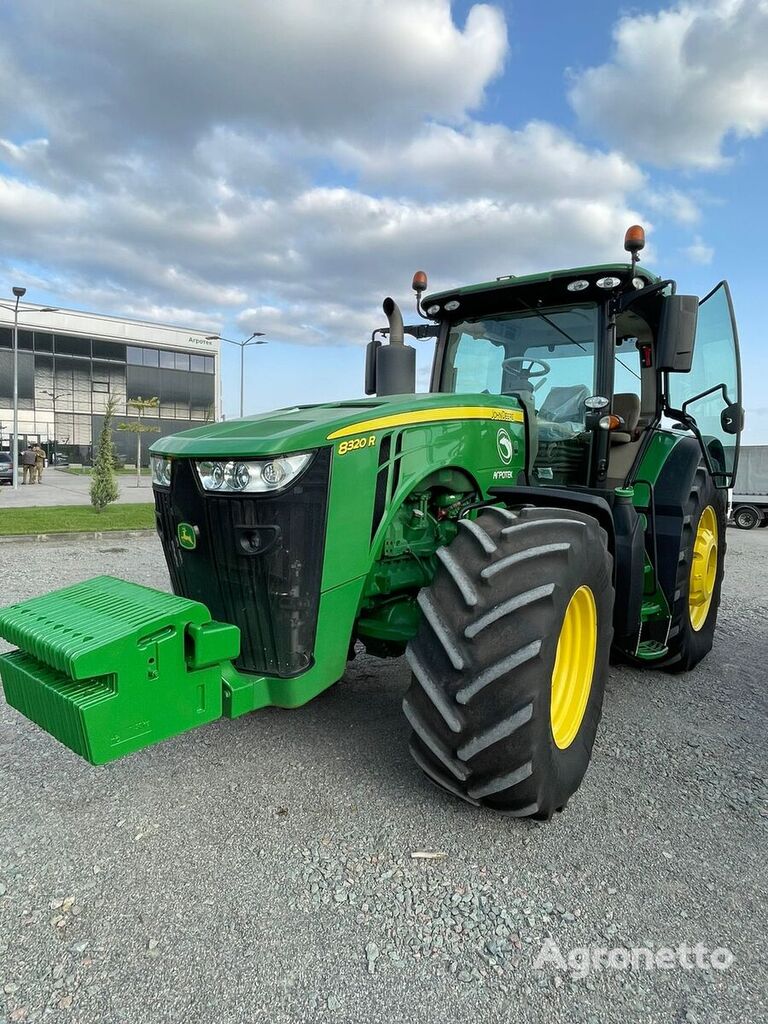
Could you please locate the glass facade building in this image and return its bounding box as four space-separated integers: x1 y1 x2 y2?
0 306 220 466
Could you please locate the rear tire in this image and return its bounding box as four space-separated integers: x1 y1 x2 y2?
733 505 760 530
403 506 614 819
662 467 727 673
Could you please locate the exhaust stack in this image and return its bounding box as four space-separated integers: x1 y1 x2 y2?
382 296 404 346
369 297 415 396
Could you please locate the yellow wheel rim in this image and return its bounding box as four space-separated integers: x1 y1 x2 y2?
550 585 597 750
689 506 718 632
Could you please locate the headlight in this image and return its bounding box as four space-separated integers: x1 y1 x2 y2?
151 455 172 487
195 453 313 494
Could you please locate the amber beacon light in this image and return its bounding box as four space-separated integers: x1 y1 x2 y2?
624 224 646 257
412 270 428 294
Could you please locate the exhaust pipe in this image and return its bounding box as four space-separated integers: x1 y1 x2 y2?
382 296 404 346
375 297 415 396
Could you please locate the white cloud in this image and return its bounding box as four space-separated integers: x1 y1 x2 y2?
6 0 507 157
235 302 374 345
340 121 644 201
645 186 702 226
683 235 714 264
0 0 649 350
569 0 768 169
0 176 86 228
0 172 644 345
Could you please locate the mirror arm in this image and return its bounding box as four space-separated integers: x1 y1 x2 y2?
372 324 438 342
405 323 439 340
680 382 732 418
665 386 735 487
618 278 675 312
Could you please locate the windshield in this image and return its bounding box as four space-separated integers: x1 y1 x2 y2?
442 305 597 402
441 305 599 485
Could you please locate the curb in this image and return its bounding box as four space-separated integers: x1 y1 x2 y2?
0 529 156 546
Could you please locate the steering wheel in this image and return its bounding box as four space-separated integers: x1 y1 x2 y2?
501 357 551 394
502 357 551 379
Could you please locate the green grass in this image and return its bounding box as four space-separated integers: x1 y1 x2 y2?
0 504 156 536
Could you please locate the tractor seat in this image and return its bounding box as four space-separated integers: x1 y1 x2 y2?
611 393 641 445
539 385 591 424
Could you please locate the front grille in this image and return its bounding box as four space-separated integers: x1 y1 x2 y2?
154 449 330 677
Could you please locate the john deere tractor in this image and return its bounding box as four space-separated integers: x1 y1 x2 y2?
0 226 744 819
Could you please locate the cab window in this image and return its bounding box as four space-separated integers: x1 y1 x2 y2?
442 305 598 485
668 282 741 486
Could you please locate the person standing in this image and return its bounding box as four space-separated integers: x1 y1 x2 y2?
32 444 46 484
20 444 36 485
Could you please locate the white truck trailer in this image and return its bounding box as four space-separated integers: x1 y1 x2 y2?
731 445 768 529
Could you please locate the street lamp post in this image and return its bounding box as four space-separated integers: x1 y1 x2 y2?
11 287 25 490
1 291 59 489
206 332 267 419
41 389 66 465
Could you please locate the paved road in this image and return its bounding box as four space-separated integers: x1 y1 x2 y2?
0 470 153 508
1 530 766 1023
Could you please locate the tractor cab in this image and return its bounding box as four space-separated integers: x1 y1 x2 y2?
421 226 742 495
364 226 742 496
430 269 643 490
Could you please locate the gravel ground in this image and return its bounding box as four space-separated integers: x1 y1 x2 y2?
1 530 766 1024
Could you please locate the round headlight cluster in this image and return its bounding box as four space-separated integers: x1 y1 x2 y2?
596 276 622 289
195 453 313 494
232 463 251 490
209 462 226 489
261 461 286 486
151 455 172 487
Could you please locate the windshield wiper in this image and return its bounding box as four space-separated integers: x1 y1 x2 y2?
513 298 641 381
512 298 588 352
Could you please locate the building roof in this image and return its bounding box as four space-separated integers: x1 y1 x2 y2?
0 300 220 355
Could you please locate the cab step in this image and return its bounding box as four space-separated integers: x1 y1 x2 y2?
635 639 669 660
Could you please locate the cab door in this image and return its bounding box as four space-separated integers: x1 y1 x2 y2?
668 281 742 487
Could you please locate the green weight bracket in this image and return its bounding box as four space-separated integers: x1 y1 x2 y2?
0 576 239 765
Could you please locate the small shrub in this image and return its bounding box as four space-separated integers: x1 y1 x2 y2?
90 398 120 511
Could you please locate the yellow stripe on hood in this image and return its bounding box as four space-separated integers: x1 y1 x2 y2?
327 406 523 440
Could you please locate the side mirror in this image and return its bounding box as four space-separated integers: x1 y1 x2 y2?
657 294 698 372
364 339 380 396
721 401 744 435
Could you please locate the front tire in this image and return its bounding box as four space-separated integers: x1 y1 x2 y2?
403 506 614 819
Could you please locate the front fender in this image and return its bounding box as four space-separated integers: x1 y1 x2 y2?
320 412 526 592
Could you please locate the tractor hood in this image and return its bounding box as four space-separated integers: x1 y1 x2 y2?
151 392 523 459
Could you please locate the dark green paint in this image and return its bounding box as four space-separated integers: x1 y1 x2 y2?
424 263 660 304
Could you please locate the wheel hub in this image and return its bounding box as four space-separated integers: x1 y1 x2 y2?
689 506 718 632
550 585 597 749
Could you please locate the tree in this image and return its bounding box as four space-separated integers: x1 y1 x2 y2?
90 397 120 511
119 396 160 487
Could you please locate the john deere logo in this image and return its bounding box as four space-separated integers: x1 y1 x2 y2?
177 523 197 550
497 427 514 466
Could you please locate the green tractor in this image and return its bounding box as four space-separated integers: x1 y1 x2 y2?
0 226 744 818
